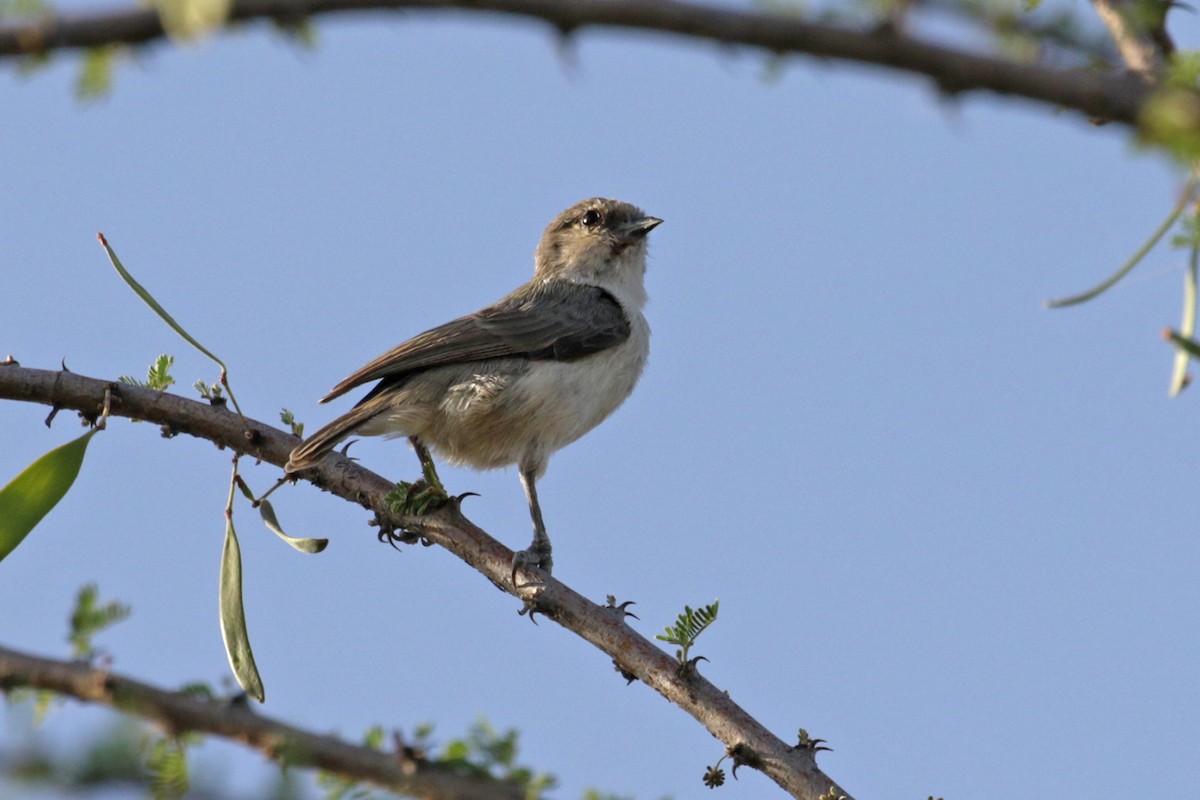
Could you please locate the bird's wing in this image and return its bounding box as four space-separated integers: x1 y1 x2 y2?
320 282 631 403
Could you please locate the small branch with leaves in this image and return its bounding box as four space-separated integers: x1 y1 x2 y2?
656 599 719 676
0 641 532 800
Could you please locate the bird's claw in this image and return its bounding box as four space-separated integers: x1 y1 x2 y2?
511 545 553 587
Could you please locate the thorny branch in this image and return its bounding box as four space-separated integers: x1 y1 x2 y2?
0 643 524 800
0 364 851 800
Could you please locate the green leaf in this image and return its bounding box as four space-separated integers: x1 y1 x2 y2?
119 354 176 391
69 583 131 659
1139 87 1200 161
280 408 304 438
655 600 720 664
219 517 265 702
98 235 226 367
98 233 248 422
259 499 328 554
77 47 116 99
150 0 232 41
0 430 99 564
147 737 190 800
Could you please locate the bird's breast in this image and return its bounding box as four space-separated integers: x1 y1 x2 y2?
429 314 649 474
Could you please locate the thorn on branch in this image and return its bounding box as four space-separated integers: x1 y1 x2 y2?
517 586 551 624
604 595 639 621
391 729 426 775
727 741 761 779
612 659 638 685
554 24 579 71
794 727 833 753
677 654 709 679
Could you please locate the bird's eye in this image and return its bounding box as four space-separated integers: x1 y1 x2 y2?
580 209 603 228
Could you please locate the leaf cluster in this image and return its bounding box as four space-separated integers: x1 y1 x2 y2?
438 718 556 794
655 600 719 666
118 353 175 391
68 582 130 660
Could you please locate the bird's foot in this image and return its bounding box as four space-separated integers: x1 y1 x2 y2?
387 478 450 517
511 542 553 587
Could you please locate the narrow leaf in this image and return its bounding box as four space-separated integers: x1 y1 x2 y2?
97 234 226 368
259 500 328 554
1045 177 1197 308
97 233 248 422
218 518 265 702
0 430 99 563
1170 243 1198 396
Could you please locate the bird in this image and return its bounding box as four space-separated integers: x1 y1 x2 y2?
285 198 662 580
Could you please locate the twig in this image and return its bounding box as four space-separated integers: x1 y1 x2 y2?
0 642 523 800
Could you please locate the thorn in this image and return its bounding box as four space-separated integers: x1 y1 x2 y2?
795 728 833 753
60 357 71 372
44 406 60 427
727 742 762 779
612 659 638 684
554 23 579 72
677 655 709 679
604 596 639 620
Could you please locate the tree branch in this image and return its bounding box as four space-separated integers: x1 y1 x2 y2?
0 0 1152 127
1090 0 1173 81
0 642 524 800
0 363 850 800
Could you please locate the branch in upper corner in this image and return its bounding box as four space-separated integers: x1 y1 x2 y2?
0 0 1153 127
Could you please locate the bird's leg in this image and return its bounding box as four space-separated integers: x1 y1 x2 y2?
512 467 553 584
411 438 445 492
388 437 449 517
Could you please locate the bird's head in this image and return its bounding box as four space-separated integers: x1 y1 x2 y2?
534 198 662 297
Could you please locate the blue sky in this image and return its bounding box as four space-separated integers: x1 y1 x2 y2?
2 5 1198 799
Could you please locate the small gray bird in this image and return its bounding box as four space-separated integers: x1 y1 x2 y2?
286 198 662 578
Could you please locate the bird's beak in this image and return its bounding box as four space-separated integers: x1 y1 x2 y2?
621 216 663 241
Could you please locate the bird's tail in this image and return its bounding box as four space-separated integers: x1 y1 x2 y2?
285 404 380 473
